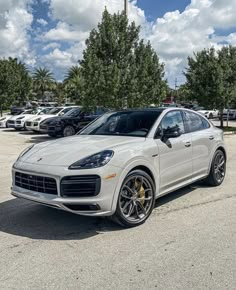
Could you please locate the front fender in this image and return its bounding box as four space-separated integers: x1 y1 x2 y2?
110 157 159 213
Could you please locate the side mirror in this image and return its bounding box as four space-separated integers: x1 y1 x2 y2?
163 129 181 139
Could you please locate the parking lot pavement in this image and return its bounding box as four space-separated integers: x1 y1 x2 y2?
211 119 236 127
0 128 236 290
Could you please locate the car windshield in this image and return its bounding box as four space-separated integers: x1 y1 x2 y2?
48 107 63 115
22 109 39 115
64 108 81 117
80 111 162 137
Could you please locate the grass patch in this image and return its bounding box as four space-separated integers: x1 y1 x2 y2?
217 126 236 133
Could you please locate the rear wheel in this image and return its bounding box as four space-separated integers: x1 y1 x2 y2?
63 125 76 137
205 150 226 186
112 170 155 227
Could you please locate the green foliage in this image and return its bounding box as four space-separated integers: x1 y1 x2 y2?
185 46 236 110
33 67 55 101
0 57 32 114
79 9 167 109
63 66 82 103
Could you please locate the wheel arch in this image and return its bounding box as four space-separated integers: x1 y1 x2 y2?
217 146 227 161
128 165 156 190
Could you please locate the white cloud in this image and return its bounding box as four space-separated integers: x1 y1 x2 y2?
37 18 48 26
36 0 236 83
43 21 89 42
148 0 236 84
0 0 35 65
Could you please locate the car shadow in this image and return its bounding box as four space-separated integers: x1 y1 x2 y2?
0 182 205 241
0 198 121 240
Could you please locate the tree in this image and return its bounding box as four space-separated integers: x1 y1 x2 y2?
63 66 82 103
0 58 32 116
79 9 167 109
33 67 55 102
185 46 236 127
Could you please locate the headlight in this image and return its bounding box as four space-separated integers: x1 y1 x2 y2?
69 150 114 170
17 145 34 161
34 117 42 122
17 116 25 120
0 117 6 121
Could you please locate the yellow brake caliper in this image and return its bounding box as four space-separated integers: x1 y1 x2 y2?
135 181 145 205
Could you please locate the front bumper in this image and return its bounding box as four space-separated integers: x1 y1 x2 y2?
0 121 6 128
7 121 24 129
25 121 40 132
39 124 62 135
11 163 123 217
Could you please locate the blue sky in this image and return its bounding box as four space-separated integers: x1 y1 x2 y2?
1 0 236 86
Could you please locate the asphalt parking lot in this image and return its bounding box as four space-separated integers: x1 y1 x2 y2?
0 128 236 290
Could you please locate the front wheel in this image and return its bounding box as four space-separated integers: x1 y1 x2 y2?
63 126 76 137
112 170 155 227
205 150 226 186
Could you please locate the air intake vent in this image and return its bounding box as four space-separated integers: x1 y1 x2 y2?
61 175 101 197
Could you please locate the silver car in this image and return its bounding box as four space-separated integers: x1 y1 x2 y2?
12 108 226 227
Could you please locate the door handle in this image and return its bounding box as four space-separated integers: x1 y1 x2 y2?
185 142 192 147
209 136 215 140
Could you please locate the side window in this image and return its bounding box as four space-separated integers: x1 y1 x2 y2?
202 117 210 129
183 111 208 132
158 111 185 137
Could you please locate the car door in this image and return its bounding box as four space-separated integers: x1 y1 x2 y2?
182 111 215 180
155 110 193 195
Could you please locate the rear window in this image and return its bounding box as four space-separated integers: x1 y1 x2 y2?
183 111 210 132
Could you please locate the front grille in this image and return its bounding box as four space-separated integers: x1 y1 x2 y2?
15 172 58 195
61 175 101 197
8 120 15 124
16 120 21 124
26 121 32 126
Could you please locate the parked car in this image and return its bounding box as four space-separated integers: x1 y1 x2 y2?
0 114 12 128
223 109 236 120
25 106 77 133
197 109 219 119
12 108 226 227
7 108 50 131
40 107 109 137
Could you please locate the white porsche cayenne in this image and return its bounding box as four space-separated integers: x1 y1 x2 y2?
12 108 226 227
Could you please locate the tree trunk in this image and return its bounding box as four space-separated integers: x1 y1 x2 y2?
219 109 224 128
0 103 2 117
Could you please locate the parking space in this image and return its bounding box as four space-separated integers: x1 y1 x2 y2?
0 128 236 289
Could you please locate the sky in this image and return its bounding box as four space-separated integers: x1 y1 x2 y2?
1 0 236 87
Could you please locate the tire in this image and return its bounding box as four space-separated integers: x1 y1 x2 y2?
111 170 155 227
205 150 226 186
63 125 76 137
209 113 213 119
15 128 21 131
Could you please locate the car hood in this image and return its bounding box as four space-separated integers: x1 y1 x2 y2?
9 114 34 121
43 116 63 124
28 114 56 122
19 135 146 167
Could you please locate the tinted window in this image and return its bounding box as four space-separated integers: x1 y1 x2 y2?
158 111 185 136
64 108 81 117
183 111 209 132
80 111 162 137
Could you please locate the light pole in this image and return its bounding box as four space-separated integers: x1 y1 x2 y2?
124 0 128 15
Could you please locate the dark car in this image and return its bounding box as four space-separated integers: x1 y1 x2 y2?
40 107 109 137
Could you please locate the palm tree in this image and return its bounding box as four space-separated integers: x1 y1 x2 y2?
64 65 81 83
33 67 55 101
